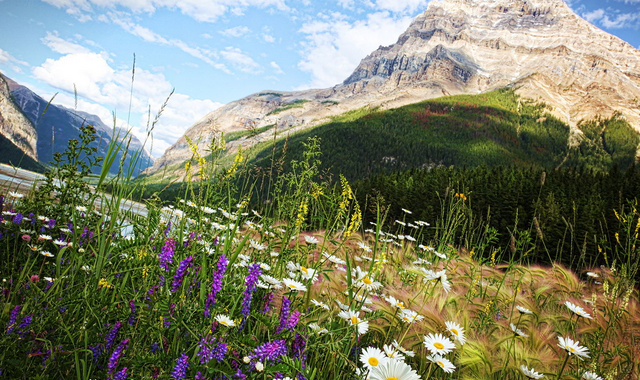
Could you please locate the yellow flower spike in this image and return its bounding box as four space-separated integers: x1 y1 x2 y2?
295 199 309 229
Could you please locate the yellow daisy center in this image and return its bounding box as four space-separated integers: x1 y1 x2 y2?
451 328 459 335
434 342 445 349
396 302 404 308
288 284 298 289
363 277 372 285
351 316 359 325
301 267 309 274
386 378 400 380
437 361 445 368
568 347 575 353
368 357 379 366
220 320 229 326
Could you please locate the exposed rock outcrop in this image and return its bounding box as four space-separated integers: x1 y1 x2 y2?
0 74 38 161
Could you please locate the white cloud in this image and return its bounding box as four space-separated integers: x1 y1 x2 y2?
108 13 230 73
221 47 262 73
270 61 284 74
41 31 97 56
263 34 275 42
41 0 289 23
220 26 251 37
297 11 414 88
582 8 640 29
32 52 221 158
0 48 29 73
374 0 430 14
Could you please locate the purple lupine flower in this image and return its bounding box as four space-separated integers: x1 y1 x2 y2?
291 333 307 362
197 336 228 364
89 344 103 363
105 321 122 352
171 256 194 292
19 315 32 335
159 238 176 271
234 369 247 379
6 305 21 333
108 339 129 376
128 301 136 325
195 371 205 380
12 213 23 225
240 264 263 321
47 218 56 229
29 213 35 225
276 297 291 334
113 367 128 380
285 311 301 331
249 340 288 363
171 353 189 380
205 254 228 316
163 221 172 237
262 292 274 314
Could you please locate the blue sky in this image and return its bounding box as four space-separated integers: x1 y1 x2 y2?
1 0 639 158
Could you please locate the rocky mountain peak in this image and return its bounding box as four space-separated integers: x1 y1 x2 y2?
146 0 640 176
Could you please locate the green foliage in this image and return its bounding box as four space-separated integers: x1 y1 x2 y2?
267 99 309 115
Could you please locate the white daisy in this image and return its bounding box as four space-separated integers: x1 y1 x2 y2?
282 278 307 292
357 242 372 252
40 251 54 258
516 305 533 314
359 346 388 370
565 301 592 319
423 333 456 355
557 336 590 359
369 358 420 380
304 235 320 244
398 308 424 324
308 323 329 334
427 354 456 373
383 295 406 309
392 340 415 357
338 310 369 335
586 272 599 278
310 299 330 310
445 321 466 344
582 371 603 380
510 323 529 337
382 344 405 362
215 314 236 327
520 364 544 379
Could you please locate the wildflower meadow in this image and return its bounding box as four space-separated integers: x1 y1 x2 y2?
1 125 638 380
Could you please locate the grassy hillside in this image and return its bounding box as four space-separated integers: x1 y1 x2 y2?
248 88 575 181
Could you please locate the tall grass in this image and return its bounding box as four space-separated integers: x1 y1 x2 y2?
0 126 638 380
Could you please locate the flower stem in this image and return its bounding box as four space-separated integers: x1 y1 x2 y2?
556 354 570 380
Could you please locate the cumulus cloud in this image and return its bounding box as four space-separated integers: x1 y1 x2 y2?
270 61 284 74
32 52 221 157
220 26 251 37
297 11 415 88
582 8 640 29
41 0 289 23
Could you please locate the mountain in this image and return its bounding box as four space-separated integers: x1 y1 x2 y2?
3 75 154 176
0 74 42 171
147 0 640 175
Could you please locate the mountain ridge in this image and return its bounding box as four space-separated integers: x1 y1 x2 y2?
146 0 640 176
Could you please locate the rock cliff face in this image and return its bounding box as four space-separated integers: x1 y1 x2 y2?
148 0 640 174
0 74 38 161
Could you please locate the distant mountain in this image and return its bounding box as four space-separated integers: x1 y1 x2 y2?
0 74 42 171
147 0 640 177
2 75 154 176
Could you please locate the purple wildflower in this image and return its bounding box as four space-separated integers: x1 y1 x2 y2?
29 213 35 225
47 218 56 229
249 340 288 363
171 256 194 292
285 311 301 331
159 238 176 271
6 305 21 333
12 213 23 225
89 344 103 363
171 353 189 380
197 336 228 364
19 315 32 336
105 321 122 352
195 371 205 380
128 301 136 325
276 297 291 334
113 367 128 380
163 221 172 237
107 338 130 376
241 264 263 321
291 333 307 362
205 254 228 316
